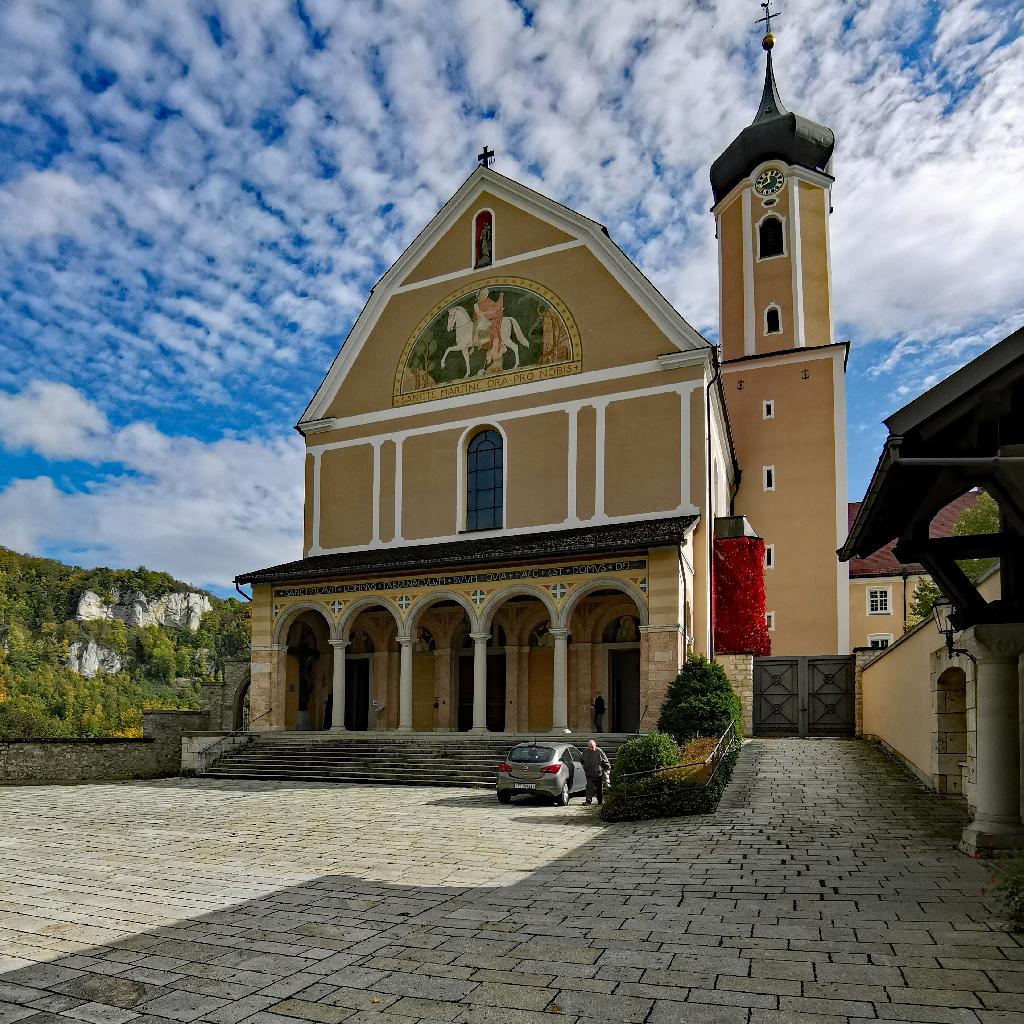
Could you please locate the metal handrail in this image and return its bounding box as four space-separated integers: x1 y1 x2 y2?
615 722 738 804
198 707 273 770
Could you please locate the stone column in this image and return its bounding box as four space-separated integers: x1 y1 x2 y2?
328 639 349 731
959 624 1024 855
550 628 570 733
470 632 490 732
397 635 414 732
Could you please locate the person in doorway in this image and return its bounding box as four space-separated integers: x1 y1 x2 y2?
592 692 606 732
581 739 611 805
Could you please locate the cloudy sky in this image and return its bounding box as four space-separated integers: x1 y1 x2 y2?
0 0 1021 595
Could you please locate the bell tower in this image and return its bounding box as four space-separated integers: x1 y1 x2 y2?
713 14 849 657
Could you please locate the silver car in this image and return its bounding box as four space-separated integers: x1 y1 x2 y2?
496 742 587 805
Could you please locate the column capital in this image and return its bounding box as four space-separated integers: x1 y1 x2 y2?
639 623 681 635
397 634 416 647
469 631 491 643
252 643 287 653
961 624 1024 663
548 628 570 640
328 639 350 649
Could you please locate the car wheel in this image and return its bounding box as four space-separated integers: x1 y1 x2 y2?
497 791 512 804
555 782 569 806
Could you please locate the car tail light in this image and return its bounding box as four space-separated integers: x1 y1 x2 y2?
540 764 561 774
497 762 511 773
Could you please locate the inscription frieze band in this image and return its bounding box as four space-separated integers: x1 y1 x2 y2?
273 559 647 599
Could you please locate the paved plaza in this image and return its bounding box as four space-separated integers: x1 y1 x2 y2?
0 739 1020 1024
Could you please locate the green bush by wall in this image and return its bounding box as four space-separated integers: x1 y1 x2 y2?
608 730 679 788
656 654 742 741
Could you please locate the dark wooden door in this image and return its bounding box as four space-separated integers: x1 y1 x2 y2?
486 655 506 732
609 650 641 733
753 656 854 737
344 658 370 731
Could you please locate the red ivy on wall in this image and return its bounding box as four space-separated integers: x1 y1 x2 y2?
713 536 771 656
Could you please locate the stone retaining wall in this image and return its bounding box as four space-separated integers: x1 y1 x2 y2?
0 710 208 784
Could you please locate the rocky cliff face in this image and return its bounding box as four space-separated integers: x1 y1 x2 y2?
75 588 212 632
66 640 123 679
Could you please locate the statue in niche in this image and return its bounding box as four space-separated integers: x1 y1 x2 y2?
475 212 493 268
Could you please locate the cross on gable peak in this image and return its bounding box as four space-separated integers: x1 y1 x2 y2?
477 145 495 169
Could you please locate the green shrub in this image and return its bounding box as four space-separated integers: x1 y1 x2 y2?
991 854 1024 932
609 730 678 788
656 654 742 742
602 745 741 822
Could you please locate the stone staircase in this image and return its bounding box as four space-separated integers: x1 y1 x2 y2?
199 732 634 789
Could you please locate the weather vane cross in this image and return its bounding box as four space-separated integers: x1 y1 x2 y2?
756 2 781 34
477 145 494 169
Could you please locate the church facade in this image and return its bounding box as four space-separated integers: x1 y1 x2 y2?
236 38 848 736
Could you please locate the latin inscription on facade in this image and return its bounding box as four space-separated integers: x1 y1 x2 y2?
273 559 647 599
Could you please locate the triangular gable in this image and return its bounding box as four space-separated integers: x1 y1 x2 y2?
300 167 709 426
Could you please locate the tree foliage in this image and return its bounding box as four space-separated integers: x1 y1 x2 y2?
953 491 1000 582
609 731 679 788
656 654 742 742
0 546 250 739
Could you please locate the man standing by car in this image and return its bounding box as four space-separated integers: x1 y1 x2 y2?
593 692 606 732
581 739 611 805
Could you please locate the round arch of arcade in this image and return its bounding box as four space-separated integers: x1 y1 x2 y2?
557 576 649 630
478 583 559 633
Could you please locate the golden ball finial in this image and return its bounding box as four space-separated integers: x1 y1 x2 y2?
762 32 775 51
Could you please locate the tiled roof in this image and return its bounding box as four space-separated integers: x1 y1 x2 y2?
846 492 979 578
236 515 698 586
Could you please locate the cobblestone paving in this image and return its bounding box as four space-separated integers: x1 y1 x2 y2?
0 739 1020 1024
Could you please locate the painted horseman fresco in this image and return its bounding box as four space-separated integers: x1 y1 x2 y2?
396 278 579 405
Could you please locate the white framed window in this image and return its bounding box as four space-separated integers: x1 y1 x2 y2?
763 399 775 419
764 543 774 569
868 634 893 650
763 466 775 492
867 587 891 615
763 304 782 335
766 611 775 631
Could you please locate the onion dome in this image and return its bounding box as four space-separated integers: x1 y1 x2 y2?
710 43 835 204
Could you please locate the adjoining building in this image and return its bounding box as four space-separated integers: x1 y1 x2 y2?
235 31 850 735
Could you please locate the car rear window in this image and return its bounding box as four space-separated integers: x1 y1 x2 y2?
509 745 556 763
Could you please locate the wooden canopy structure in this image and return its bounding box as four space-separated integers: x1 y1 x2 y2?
840 326 1024 630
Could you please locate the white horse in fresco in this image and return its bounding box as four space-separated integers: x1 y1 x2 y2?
441 305 530 379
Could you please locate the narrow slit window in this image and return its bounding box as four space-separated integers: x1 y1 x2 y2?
766 611 775 631
763 466 775 492
758 216 784 259
765 544 774 569
763 399 775 419
466 429 503 531
765 306 781 334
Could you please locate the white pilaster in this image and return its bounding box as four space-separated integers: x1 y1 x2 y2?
789 177 805 347
594 402 606 519
397 635 414 732
470 632 490 732
550 628 570 734
328 639 349 732
959 624 1024 854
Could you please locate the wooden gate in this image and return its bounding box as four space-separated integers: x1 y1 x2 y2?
753 656 854 737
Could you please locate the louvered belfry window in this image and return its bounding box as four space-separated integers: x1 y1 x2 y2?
466 429 503 531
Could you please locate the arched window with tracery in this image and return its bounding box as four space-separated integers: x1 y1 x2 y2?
758 215 784 259
466 429 503 531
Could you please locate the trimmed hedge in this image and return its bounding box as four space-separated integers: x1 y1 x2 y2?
600 745 741 822
656 654 743 742
608 730 678 788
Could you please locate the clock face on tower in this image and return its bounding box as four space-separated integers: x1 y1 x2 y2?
754 168 785 197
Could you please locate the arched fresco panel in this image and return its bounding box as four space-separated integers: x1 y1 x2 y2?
393 277 581 406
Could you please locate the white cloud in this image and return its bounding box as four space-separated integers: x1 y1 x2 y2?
0 383 303 590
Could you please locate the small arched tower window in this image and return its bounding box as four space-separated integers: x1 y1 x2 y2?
474 210 493 268
758 215 784 259
466 428 503 531
765 305 781 334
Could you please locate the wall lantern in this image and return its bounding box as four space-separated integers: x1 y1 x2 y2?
933 596 956 657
